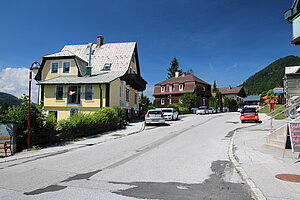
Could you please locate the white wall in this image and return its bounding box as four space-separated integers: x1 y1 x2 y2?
293 16 300 40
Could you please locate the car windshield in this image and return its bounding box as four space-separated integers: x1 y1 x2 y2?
148 111 162 114
242 109 256 113
209 108 213 110
199 108 206 110
162 109 172 113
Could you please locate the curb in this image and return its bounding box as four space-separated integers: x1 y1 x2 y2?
228 130 267 200
0 122 145 164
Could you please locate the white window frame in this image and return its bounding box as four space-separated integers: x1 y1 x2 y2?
169 85 173 92
169 98 172 104
161 99 165 105
203 98 206 105
203 86 206 92
51 62 59 73
179 84 184 91
62 61 71 73
161 85 166 93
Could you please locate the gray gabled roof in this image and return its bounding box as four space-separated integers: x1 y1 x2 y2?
62 42 136 74
38 42 137 84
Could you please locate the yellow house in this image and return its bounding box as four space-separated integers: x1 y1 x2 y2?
35 36 147 121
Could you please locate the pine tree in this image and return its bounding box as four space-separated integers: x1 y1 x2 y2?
167 57 182 79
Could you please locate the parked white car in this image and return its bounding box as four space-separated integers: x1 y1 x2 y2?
158 108 179 120
145 109 165 125
196 107 208 115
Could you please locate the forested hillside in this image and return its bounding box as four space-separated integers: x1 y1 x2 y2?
0 92 20 106
241 55 300 95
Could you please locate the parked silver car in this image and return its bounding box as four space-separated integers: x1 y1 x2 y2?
208 107 216 114
196 107 208 115
160 108 179 120
145 109 165 125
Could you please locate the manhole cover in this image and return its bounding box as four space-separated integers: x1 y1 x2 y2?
275 174 300 183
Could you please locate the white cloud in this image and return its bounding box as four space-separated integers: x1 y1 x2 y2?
0 67 39 103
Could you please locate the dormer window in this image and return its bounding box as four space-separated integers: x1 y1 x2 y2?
102 63 111 71
51 62 58 73
179 84 184 91
63 61 70 73
161 85 166 93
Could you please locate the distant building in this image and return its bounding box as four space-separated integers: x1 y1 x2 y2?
284 0 300 45
218 86 247 102
244 95 261 106
284 66 300 104
153 73 211 107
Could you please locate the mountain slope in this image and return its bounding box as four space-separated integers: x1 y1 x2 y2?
241 55 300 95
0 92 20 106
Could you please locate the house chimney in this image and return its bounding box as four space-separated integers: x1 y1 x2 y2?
86 43 92 76
97 35 104 47
182 72 186 77
175 71 179 77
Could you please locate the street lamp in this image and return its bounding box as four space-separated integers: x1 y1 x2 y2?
27 61 40 148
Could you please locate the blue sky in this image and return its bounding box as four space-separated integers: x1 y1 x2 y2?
0 0 298 101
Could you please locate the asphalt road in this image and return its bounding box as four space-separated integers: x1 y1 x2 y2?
0 113 256 200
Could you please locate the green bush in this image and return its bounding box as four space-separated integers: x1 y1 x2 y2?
44 112 57 131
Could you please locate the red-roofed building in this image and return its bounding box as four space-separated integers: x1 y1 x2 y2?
153 73 211 107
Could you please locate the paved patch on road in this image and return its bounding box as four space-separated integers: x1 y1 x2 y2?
111 160 254 200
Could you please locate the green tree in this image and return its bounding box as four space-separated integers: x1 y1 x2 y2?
208 96 217 108
0 95 45 150
139 94 151 107
180 93 197 110
167 57 182 79
216 91 223 111
212 80 218 93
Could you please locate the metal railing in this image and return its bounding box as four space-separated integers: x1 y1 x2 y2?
268 98 300 131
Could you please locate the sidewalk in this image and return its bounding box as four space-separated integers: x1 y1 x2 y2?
0 121 145 164
231 114 300 200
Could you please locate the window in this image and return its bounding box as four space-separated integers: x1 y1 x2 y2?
63 62 70 73
179 84 184 91
51 63 58 73
85 85 93 100
203 87 206 92
102 63 111 71
70 108 78 118
134 92 138 105
56 86 64 100
161 99 165 105
169 98 172 104
161 85 166 92
67 86 81 104
169 85 173 92
203 99 206 105
126 88 130 102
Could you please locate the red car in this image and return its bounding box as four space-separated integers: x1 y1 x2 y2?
240 108 259 123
